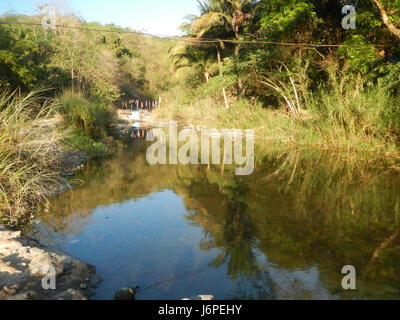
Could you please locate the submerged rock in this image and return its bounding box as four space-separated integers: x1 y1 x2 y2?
6 291 38 300
114 287 138 300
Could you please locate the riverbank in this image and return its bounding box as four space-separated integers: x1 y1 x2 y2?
0 93 129 299
152 99 400 169
0 89 118 225
0 226 101 300
0 115 103 300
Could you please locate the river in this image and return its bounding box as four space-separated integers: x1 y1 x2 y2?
23 133 400 300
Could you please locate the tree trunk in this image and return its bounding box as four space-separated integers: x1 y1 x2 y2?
373 0 400 40
234 30 243 96
217 46 222 76
204 71 209 83
222 88 230 109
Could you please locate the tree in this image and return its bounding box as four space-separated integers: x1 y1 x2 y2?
0 16 52 91
191 0 255 94
189 0 228 76
171 44 218 83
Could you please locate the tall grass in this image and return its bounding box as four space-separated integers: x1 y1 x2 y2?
306 72 400 152
57 89 116 159
0 89 64 223
153 72 400 157
57 89 115 138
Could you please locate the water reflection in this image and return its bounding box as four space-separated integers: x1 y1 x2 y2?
25 139 400 299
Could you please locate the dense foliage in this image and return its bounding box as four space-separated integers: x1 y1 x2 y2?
166 0 400 147
174 0 400 94
0 12 172 102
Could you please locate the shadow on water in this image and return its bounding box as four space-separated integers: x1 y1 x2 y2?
24 137 400 300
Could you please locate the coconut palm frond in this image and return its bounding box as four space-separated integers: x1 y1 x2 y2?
191 12 229 33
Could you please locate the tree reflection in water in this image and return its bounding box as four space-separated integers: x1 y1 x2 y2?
25 139 400 299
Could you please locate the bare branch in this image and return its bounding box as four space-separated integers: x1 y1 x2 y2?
373 0 400 40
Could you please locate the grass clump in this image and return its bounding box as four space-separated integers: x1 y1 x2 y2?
306 73 400 152
57 89 116 159
0 89 64 224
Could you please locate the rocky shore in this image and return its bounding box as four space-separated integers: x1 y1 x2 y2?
0 226 101 300
0 146 101 300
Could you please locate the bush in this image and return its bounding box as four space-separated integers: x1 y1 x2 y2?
63 128 110 159
195 75 237 102
57 89 116 139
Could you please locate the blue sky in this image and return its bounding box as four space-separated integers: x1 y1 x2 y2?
0 0 200 36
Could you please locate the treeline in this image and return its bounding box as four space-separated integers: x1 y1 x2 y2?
165 0 400 150
0 11 172 101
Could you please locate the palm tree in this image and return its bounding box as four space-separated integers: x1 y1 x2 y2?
191 0 254 94
179 10 226 77
170 44 218 83
192 0 226 76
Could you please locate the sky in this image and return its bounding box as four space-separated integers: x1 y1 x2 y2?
0 0 200 36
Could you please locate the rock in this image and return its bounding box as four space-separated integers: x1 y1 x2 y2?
27 253 64 277
52 289 87 300
58 151 88 170
182 295 215 301
7 291 38 300
114 287 137 300
61 171 75 178
0 225 101 300
2 286 16 295
0 260 21 274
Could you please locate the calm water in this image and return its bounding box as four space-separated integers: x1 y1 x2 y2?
25 138 400 300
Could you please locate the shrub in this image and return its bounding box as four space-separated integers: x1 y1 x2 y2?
195 75 237 102
63 128 110 159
